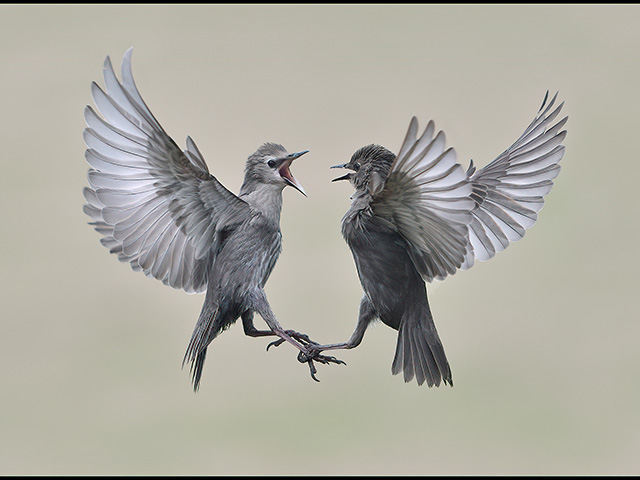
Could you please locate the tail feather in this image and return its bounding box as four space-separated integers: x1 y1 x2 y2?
189 347 208 392
412 327 442 386
392 317 452 387
182 291 224 391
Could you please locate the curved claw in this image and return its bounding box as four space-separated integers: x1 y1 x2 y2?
297 349 346 382
322 355 347 366
265 333 345 382
297 349 346 366
266 338 285 351
307 360 320 382
314 354 347 366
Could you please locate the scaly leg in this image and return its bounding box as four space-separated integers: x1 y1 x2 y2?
300 295 377 361
241 310 317 349
247 289 345 380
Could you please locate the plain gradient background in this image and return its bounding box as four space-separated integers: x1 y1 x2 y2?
1 3 638 475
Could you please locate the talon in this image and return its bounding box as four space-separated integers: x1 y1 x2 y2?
298 347 347 382
307 359 320 382
266 338 285 351
322 355 346 366
307 349 347 367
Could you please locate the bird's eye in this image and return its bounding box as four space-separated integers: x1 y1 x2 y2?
267 159 277 168
354 162 361 171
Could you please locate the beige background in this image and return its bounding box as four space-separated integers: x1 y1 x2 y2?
1 4 638 475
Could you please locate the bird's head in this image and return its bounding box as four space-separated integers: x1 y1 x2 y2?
331 144 396 195
244 142 308 196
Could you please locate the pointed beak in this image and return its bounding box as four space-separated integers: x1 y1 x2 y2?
279 150 308 196
330 163 354 182
289 150 309 161
331 173 353 182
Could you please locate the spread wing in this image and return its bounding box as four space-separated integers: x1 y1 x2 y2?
372 117 475 282
460 91 567 269
82 48 250 294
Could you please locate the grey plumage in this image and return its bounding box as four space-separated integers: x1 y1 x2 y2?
82 48 341 390
311 92 567 387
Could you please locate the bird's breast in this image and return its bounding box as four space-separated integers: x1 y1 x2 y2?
342 210 426 321
209 216 282 292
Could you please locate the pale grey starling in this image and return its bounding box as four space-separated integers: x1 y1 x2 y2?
82 48 343 390
306 92 567 387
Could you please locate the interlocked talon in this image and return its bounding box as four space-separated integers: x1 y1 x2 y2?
297 349 347 382
264 330 345 381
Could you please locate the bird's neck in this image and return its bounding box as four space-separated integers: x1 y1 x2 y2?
239 183 284 223
349 188 374 212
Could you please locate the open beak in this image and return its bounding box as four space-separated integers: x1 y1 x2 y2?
279 150 309 196
330 163 354 182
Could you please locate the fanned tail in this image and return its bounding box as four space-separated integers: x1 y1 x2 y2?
391 309 452 387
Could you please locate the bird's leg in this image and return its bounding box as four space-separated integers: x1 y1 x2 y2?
264 331 317 351
294 295 378 380
241 311 317 349
299 295 376 363
246 289 319 351
247 289 345 380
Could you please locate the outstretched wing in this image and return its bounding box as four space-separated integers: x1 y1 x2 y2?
373 117 475 282
82 48 250 294
461 92 567 269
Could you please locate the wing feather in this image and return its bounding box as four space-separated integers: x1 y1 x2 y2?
83 48 249 294
461 92 567 269
373 119 474 282
369 92 566 278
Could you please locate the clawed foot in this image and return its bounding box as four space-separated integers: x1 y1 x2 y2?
265 331 346 381
297 346 346 382
266 329 318 351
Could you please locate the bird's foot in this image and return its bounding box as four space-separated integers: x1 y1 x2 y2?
266 329 319 351
297 346 346 382
264 331 345 381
